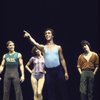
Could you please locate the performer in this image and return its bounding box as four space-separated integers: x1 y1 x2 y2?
0 41 25 100
25 46 45 100
77 40 99 100
24 28 69 100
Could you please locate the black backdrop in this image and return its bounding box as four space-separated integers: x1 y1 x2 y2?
0 0 100 100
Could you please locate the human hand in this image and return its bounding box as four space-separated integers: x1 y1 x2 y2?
93 72 96 76
65 72 69 80
80 71 82 75
31 69 34 74
23 30 31 38
43 70 46 74
20 75 25 83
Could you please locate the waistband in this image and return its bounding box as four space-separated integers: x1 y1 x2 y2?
82 68 94 71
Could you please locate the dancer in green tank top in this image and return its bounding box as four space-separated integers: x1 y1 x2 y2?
0 41 25 100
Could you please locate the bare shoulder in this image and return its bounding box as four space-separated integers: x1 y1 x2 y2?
3 54 6 59
55 44 61 48
18 52 22 58
55 44 62 51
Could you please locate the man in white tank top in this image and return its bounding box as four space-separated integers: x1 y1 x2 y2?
24 28 69 100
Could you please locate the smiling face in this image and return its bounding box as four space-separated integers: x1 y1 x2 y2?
7 41 15 52
44 30 54 41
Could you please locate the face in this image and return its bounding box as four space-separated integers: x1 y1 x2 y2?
44 30 53 41
82 44 90 52
35 48 41 55
7 42 15 52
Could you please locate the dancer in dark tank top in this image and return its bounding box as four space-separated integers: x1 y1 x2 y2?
0 41 25 100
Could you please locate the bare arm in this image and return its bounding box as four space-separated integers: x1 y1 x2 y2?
18 53 25 82
78 67 82 75
93 67 98 75
25 61 33 74
59 46 69 80
23 30 44 51
93 53 99 75
0 55 6 73
77 55 83 75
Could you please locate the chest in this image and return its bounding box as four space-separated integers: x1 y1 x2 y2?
5 53 18 63
83 52 93 62
33 58 44 64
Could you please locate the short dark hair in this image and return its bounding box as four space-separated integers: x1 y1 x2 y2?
31 46 37 55
44 28 55 35
81 40 91 48
6 41 14 47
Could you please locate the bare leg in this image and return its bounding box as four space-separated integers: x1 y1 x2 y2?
38 75 45 100
31 75 38 100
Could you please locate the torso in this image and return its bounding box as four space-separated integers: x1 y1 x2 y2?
4 52 19 69
78 51 99 70
30 56 45 73
43 44 60 68
45 44 60 52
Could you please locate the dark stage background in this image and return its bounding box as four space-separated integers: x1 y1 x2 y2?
0 0 100 100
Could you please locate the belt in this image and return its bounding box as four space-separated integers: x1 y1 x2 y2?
82 69 94 71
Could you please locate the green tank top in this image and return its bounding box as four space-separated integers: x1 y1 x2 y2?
5 52 19 68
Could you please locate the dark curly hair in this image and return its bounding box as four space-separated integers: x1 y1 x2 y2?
44 28 55 36
31 46 37 55
81 40 91 48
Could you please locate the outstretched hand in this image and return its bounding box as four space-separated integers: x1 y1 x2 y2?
23 30 31 38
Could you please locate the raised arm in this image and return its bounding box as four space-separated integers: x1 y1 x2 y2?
0 55 6 73
58 46 69 80
18 53 25 82
23 30 44 51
